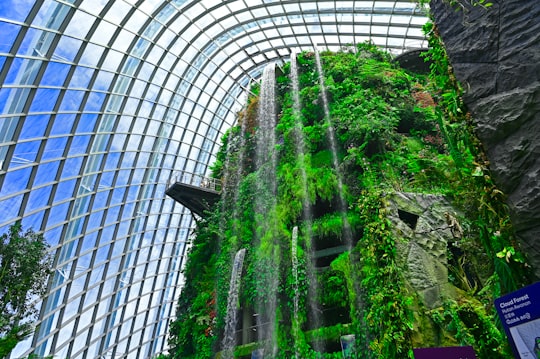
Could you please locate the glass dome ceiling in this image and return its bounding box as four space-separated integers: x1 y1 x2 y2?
0 1 427 358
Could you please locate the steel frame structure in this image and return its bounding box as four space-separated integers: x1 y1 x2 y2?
0 1 427 358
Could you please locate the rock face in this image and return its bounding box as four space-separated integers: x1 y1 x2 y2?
430 0 540 279
387 192 458 309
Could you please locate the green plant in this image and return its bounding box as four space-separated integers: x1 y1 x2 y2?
429 299 510 358
167 40 532 359
0 222 52 358
354 193 414 359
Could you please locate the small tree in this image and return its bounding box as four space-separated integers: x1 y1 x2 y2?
0 222 52 358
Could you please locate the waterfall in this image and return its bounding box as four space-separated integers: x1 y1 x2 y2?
314 46 354 247
222 248 247 358
256 65 278 177
314 47 370 355
254 64 280 356
290 50 325 353
291 226 300 359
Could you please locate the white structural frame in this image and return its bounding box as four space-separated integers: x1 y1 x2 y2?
0 1 427 358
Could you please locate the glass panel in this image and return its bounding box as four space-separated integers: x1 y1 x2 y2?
80 231 98 254
26 184 52 212
87 210 104 230
78 0 108 15
0 194 23 223
0 21 21 53
90 21 117 47
101 50 124 72
84 92 106 112
0 2 32 22
4 59 42 86
54 178 76 203
53 35 83 63
51 114 76 136
64 10 96 39
71 331 89 358
112 29 135 53
60 156 83 179
76 113 98 133
59 90 86 112
93 71 115 92
69 135 91 156
29 88 61 113
69 66 94 89
42 137 68 161
11 140 40 168
92 190 109 211
33 0 70 31
95 295 111 321
44 225 63 246
46 202 70 228
83 281 100 309
17 28 55 56
0 167 32 195
40 62 71 87
21 210 45 230
79 43 105 67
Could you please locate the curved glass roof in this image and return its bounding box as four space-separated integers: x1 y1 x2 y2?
0 1 427 358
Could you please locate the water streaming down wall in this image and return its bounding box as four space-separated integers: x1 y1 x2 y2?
218 105 250 349
314 47 370 354
255 65 278 178
222 248 247 357
313 47 354 248
221 100 249 224
291 226 300 359
253 64 280 356
170 43 523 358
290 50 325 353
216 52 364 358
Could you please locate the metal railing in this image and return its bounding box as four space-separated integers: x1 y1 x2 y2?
168 171 222 193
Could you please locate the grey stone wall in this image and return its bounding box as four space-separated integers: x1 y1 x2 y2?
430 0 540 279
388 192 458 309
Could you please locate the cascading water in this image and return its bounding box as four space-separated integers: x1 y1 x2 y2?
291 226 300 359
256 65 278 176
313 47 354 247
290 50 311 214
314 47 370 355
222 248 247 358
254 64 280 356
222 98 249 222
290 51 325 353
217 90 250 358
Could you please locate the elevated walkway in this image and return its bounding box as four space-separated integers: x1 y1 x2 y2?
165 171 222 217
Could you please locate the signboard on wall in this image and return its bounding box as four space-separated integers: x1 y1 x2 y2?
495 281 540 358
413 346 476 359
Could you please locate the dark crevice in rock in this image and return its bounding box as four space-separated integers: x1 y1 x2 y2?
398 209 419 230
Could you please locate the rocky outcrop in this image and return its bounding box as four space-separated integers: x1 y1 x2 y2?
387 192 458 309
430 0 540 279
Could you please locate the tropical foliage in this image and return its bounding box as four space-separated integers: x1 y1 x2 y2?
164 38 531 359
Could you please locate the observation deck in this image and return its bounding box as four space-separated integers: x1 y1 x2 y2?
166 171 222 217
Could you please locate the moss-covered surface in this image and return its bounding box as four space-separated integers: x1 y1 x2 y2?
165 38 531 359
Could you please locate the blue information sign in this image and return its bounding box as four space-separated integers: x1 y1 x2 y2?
495 281 540 358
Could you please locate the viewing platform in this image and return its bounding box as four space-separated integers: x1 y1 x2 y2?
165 171 222 217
